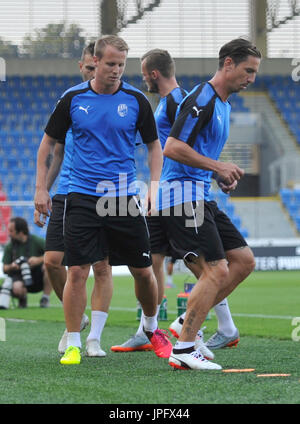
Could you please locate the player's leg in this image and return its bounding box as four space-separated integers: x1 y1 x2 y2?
169 256 226 370
44 251 66 301
85 258 113 357
60 192 106 364
204 207 255 349
39 264 52 307
44 194 68 302
214 246 255 305
110 215 168 353
107 206 172 359
183 259 240 349
129 264 172 358
135 253 165 335
165 257 176 288
161 202 224 369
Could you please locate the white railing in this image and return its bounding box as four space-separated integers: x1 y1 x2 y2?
269 154 300 193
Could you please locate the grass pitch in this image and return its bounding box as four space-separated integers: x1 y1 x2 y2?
0 270 299 405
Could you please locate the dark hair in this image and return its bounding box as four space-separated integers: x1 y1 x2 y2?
218 38 261 69
10 217 29 235
81 42 95 60
94 35 129 59
141 49 175 79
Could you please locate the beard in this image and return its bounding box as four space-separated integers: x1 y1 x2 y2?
147 79 159 93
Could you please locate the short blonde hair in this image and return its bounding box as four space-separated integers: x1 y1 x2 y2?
94 35 129 59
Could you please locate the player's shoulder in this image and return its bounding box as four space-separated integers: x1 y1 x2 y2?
181 82 216 109
61 80 90 99
169 86 188 104
120 81 149 101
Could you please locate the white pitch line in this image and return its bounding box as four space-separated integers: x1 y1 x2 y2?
7 305 296 321
5 318 37 323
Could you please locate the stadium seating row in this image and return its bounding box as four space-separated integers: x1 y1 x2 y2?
280 188 300 232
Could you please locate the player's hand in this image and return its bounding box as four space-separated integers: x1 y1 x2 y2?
145 184 159 217
34 209 47 227
216 162 244 185
218 179 238 194
34 189 52 216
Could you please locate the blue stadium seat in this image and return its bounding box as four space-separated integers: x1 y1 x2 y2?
240 228 249 238
280 188 292 206
231 216 241 229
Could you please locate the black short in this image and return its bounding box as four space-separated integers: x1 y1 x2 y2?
146 215 180 258
167 256 177 264
11 265 44 293
64 193 152 268
160 201 247 263
45 194 66 252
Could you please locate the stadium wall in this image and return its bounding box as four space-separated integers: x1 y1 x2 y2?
4 58 295 77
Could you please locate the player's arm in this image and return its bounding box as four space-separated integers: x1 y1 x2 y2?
34 93 71 219
34 133 58 216
146 139 163 184
164 137 243 185
46 142 64 191
136 93 161 213
34 142 65 227
145 139 163 214
34 140 65 227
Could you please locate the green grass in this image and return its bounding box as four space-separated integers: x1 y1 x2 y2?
0 270 300 404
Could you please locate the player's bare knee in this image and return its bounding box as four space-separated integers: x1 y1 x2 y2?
67 265 89 286
209 261 229 289
238 248 256 277
44 259 60 273
131 267 154 285
93 260 111 280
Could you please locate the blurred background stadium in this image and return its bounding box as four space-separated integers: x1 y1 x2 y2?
1 0 300 273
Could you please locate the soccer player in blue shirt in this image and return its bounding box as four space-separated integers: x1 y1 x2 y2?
112 49 241 359
35 35 172 365
160 38 261 370
34 43 112 358
111 48 187 353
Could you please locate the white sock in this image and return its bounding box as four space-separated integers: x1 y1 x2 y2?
86 311 108 342
174 341 194 350
143 314 158 333
136 305 160 336
166 275 173 284
179 312 186 320
214 298 237 337
67 332 81 349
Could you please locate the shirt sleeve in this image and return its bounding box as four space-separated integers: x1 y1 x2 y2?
44 94 72 143
136 94 158 144
169 92 215 147
166 93 179 125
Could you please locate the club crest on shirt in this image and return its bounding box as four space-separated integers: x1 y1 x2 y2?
117 103 128 117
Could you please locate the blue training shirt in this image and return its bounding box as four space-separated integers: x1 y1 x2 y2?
56 129 73 195
158 82 231 209
45 80 158 197
154 86 187 150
